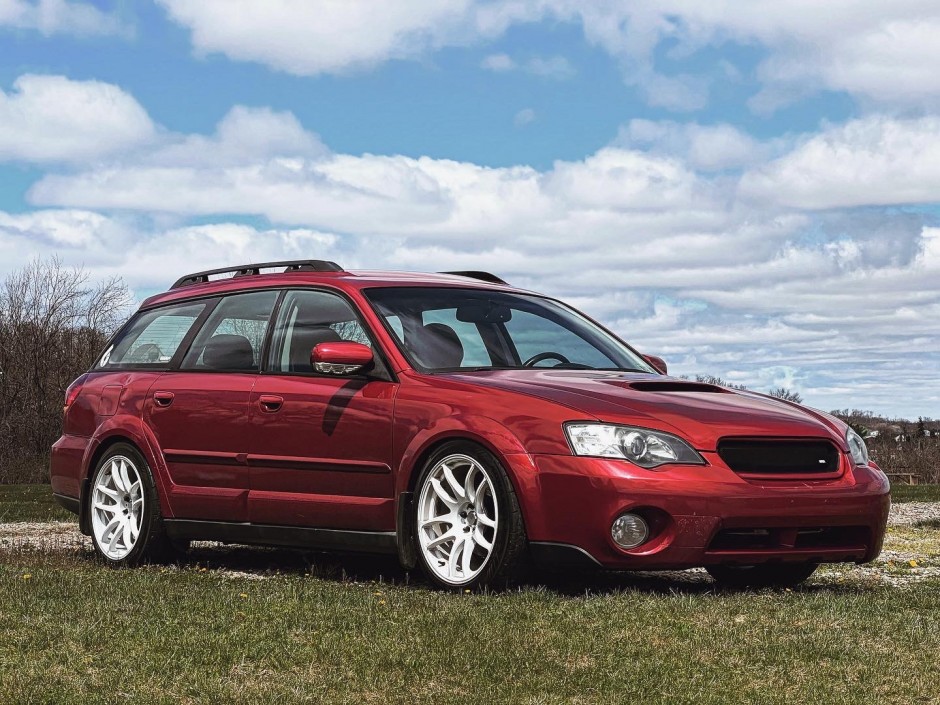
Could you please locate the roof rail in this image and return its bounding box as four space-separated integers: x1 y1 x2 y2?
440 271 509 286
170 260 344 289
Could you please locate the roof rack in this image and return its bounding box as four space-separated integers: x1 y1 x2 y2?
440 271 509 286
171 260 344 289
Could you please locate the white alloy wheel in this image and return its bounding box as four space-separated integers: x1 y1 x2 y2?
91 455 145 560
417 453 499 585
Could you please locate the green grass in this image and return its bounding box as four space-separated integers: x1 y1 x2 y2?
889 484 940 503
0 484 74 523
1 547 940 704
2 483 940 703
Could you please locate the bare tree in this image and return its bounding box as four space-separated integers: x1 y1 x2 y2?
0 257 132 483
769 387 803 404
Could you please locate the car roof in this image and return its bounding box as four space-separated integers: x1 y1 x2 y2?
140 268 526 309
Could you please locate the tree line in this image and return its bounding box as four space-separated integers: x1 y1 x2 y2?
0 258 130 483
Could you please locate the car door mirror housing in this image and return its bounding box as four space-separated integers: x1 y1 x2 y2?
311 341 374 375
643 354 667 375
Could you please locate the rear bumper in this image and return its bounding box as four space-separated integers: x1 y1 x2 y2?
515 453 891 570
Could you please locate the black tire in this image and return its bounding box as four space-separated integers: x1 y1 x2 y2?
87 442 171 566
413 441 528 590
706 562 818 589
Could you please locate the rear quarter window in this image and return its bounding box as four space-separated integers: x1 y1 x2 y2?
99 302 206 368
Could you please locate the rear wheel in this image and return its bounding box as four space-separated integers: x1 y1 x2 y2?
706 562 818 589
414 442 526 590
88 443 169 566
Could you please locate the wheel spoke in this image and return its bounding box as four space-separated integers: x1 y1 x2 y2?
97 485 120 500
473 527 492 551
111 461 125 492
463 465 479 501
122 520 132 550
448 537 464 578
93 500 117 513
420 512 455 530
442 463 465 500
106 518 123 554
119 461 133 495
129 480 142 496
430 478 458 508
426 528 458 550
477 513 496 528
461 536 474 575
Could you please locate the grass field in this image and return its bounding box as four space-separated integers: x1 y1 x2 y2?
2 483 940 703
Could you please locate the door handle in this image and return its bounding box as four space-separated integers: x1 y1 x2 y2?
153 391 175 408
259 394 284 413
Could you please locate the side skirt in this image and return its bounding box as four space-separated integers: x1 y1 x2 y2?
164 519 398 555
52 493 80 515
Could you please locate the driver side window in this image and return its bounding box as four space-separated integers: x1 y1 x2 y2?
268 290 372 374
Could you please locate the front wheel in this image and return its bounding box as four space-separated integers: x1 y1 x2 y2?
706 562 818 589
414 442 527 590
88 443 169 566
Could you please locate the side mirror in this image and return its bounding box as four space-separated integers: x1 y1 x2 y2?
643 354 667 375
311 341 373 375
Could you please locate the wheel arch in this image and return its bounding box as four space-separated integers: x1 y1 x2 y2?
394 417 537 570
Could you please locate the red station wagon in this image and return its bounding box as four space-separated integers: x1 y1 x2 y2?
51 260 890 589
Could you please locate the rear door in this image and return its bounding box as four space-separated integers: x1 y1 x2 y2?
144 290 279 522
247 289 398 531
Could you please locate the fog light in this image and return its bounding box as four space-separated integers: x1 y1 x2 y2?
611 513 649 549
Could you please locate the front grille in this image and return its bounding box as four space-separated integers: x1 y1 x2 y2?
717 439 840 476
708 526 868 552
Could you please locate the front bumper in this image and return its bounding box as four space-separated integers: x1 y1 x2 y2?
513 453 890 570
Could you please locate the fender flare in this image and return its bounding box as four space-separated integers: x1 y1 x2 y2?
78 416 174 533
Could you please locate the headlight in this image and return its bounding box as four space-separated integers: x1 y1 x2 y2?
846 427 869 466
565 423 705 469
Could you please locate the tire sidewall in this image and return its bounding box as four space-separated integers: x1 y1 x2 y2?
88 442 163 566
413 440 519 590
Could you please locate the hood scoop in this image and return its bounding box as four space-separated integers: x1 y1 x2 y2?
625 381 729 394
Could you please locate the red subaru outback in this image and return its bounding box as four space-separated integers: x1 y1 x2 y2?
50 260 890 589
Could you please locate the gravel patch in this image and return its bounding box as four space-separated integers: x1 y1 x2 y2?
887 501 940 526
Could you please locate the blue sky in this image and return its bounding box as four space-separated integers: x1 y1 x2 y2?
1 0 939 418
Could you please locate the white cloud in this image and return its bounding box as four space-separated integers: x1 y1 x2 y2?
156 0 487 76
740 116 940 209
8 81 940 417
481 53 574 80
155 1 940 111
513 108 536 127
0 74 155 163
0 0 130 37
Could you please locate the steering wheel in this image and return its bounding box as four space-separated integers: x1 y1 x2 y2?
523 351 571 367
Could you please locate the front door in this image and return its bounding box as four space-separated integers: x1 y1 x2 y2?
145 290 279 522
247 289 397 531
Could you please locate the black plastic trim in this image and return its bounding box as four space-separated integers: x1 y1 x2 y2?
439 270 509 285
52 492 80 515
529 541 602 568
164 519 398 554
171 260 344 289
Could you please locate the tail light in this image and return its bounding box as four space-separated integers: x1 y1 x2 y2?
64 374 88 412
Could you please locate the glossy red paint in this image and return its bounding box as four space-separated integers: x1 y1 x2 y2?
50 267 890 573
311 341 374 368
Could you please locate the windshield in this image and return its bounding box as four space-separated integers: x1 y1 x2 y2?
365 287 655 373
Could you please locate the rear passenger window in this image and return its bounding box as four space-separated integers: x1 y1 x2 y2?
181 291 278 371
99 302 206 368
268 290 371 374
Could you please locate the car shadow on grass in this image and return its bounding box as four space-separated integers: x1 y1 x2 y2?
178 542 874 597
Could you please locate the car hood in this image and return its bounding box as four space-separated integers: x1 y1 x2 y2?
443 369 846 452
